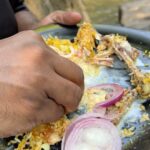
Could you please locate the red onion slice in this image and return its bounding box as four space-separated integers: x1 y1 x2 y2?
62 113 122 150
90 83 124 108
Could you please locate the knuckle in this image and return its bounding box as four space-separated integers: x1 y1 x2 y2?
27 45 47 63
65 84 82 112
33 46 45 58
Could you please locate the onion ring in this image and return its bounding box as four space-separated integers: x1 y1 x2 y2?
62 113 122 150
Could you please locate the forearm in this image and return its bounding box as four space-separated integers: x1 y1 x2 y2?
15 10 39 31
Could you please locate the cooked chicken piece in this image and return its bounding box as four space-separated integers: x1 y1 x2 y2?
90 57 114 67
107 89 137 125
75 22 98 58
76 23 149 98
112 41 150 99
100 34 139 60
80 87 137 125
75 23 114 66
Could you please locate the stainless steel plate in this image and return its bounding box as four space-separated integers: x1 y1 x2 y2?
1 25 150 150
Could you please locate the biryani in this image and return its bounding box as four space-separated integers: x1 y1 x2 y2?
8 23 150 150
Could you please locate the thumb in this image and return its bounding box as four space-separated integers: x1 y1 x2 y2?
40 11 82 26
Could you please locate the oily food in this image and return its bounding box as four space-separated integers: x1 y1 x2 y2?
9 23 150 150
46 23 150 98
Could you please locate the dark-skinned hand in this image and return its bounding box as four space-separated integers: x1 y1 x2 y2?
0 31 84 137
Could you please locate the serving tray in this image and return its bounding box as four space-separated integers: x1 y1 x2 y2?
1 24 150 150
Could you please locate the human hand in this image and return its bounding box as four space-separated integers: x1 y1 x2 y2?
15 10 82 31
36 11 82 27
0 31 84 137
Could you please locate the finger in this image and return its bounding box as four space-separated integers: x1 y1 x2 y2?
0 98 64 137
22 97 65 129
40 11 82 26
52 56 84 90
36 98 65 123
44 71 83 112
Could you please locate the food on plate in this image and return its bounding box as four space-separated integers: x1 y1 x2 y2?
81 85 137 124
46 37 100 77
62 113 122 150
9 84 136 150
140 113 150 122
74 23 149 99
46 23 114 67
46 23 150 99
90 84 124 108
111 37 150 99
14 117 70 150
8 23 149 150
121 128 135 138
